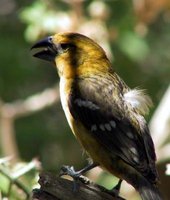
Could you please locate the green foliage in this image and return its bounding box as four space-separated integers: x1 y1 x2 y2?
0 158 39 199
96 171 119 190
20 0 55 42
0 173 10 194
118 31 149 61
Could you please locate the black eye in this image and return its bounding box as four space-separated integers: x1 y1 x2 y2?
60 43 71 51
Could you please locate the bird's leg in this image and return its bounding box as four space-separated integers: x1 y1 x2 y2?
111 179 122 195
60 162 98 180
59 163 98 191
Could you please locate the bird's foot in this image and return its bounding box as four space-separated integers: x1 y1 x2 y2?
60 165 79 179
59 165 91 192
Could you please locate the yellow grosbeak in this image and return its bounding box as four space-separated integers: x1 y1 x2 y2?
31 32 162 200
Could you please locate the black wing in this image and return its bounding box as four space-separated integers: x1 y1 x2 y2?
68 76 158 183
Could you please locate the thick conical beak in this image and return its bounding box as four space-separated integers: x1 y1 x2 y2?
31 36 56 62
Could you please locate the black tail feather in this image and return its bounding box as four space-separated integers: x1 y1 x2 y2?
137 178 163 200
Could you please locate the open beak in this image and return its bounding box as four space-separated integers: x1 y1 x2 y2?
31 36 56 62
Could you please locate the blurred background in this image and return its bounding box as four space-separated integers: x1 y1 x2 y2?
0 0 170 199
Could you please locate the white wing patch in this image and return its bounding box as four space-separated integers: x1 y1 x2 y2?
91 121 116 132
91 124 97 131
110 120 116 128
105 123 112 131
126 131 134 139
124 89 153 115
75 98 99 110
99 124 105 131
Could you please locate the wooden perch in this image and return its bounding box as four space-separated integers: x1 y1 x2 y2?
32 172 126 200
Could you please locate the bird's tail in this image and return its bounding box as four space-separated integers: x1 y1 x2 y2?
136 177 163 200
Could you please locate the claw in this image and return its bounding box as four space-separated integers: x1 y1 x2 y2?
59 165 93 192
59 165 80 178
59 165 81 192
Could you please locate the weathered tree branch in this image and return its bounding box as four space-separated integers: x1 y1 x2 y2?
0 85 59 119
32 172 126 200
0 85 60 161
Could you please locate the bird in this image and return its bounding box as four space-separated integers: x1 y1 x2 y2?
31 32 163 200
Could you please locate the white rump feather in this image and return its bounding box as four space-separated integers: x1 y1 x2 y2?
124 89 153 115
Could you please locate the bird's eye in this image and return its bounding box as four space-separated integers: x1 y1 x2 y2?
60 43 70 51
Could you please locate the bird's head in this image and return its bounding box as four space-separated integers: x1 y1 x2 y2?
31 32 111 78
